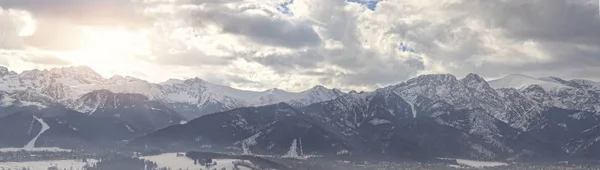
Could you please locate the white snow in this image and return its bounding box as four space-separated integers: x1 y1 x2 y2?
69 126 79 131
441 158 508 168
0 159 97 170
282 139 300 159
0 66 345 119
336 150 350 155
280 138 317 159
0 95 16 107
489 74 571 90
241 132 261 155
410 102 417 118
149 107 162 111
369 118 392 125
0 147 72 153
20 101 47 108
125 124 135 132
569 112 587 120
141 153 254 170
24 116 49 149
558 123 567 129
456 159 507 168
448 164 467 169
582 125 600 134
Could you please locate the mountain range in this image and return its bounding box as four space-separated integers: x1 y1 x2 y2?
1 66 600 161
0 66 344 119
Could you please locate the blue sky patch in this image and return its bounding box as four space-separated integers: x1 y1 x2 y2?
278 0 381 14
347 0 381 10
398 42 416 53
278 0 294 15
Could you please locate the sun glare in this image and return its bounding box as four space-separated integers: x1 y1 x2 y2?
69 27 150 76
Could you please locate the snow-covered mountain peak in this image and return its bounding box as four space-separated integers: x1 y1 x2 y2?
309 85 327 91
108 75 147 84
489 74 571 90
571 79 600 89
0 66 15 76
265 88 287 93
463 73 486 83
538 76 568 83
49 66 102 78
0 66 7 73
109 75 126 81
46 66 106 88
521 84 548 93
461 73 495 92
407 74 458 85
18 69 45 79
0 66 343 118
300 85 333 94
184 77 207 84
160 78 185 86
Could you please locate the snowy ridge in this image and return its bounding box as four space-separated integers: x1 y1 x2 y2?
2 65 600 130
492 74 600 113
369 118 392 125
489 74 571 90
135 71 600 160
0 66 345 119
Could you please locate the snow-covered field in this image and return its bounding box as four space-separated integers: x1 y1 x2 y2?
141 153 255 170
440 158 508 168
0 147 72 153
0 159 97 170
455 159 508 168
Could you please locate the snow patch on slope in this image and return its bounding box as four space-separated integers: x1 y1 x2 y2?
489 74 570 90
369 118 391 125
455 159 508 168
0 96 16 107
440 158 508 168
410 102 417 118
20 101 47 108
125 125 135 133
241 132 261 155
282 139 305 159
24 116 49 149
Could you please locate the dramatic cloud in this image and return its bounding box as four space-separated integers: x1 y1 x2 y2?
0 0 149 27
0 8 32 49
179 2 322 48
1 0 600 91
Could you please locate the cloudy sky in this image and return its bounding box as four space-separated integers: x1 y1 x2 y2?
0 0 599 91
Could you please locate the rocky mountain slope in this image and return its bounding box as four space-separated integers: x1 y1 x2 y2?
134 73 600 161
0 66 346 150
2 65 600 161
0 66 345 120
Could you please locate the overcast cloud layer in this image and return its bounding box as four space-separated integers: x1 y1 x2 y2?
0 0 599 91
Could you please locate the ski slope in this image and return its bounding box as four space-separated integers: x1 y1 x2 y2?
24 116 49 149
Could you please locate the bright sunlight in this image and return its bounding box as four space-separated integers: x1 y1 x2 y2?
68 27 150 76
